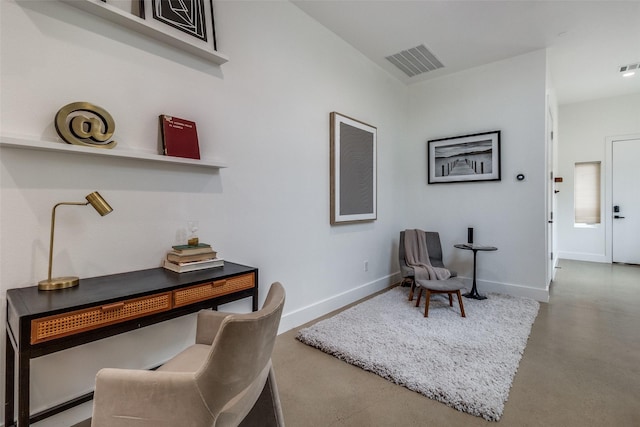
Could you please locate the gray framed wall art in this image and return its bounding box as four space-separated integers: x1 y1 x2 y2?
330 112 377 224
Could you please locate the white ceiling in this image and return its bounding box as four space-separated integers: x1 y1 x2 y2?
292 0 640 105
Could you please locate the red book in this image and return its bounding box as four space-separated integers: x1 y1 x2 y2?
160 115 201 159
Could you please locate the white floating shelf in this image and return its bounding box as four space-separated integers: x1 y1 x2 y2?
0 136 227 170
59 0 229 65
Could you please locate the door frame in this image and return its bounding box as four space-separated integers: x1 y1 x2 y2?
605 133 640 263
546 107 556 284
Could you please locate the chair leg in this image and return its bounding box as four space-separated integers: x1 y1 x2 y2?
457 290 466 317
408 279 415 301
424 290 431 317
415 287 422 307
448 293 453 306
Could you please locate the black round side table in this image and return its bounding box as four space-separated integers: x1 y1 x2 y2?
454 244 498 300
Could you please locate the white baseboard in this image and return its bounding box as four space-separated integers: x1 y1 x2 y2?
277 271 550 334
557 251 610 263
455 276 550 303
278 272 401 334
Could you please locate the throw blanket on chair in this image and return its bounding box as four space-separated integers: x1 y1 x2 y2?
404 229 451 281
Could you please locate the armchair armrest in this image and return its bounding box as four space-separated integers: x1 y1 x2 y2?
400 263 415 279
92 368 211 427
196 309 231 345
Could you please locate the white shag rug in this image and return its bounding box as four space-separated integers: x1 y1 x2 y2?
296 286 539 421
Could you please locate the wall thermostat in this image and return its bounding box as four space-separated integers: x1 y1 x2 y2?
516 173 525 181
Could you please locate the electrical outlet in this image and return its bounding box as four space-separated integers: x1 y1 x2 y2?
364 260 369 272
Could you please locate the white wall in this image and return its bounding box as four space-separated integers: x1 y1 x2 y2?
557 93 640 262
406 50 550 301
0 1 408 425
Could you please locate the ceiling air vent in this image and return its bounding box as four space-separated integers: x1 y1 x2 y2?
385 44 444 77
619 62 639 73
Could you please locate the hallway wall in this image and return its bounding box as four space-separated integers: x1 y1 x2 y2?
557 93 640 262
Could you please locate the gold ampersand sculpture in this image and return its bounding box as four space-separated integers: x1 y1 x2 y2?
55 102 117 149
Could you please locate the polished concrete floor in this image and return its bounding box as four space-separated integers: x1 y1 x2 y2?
272 259 640 426
72 260 639 427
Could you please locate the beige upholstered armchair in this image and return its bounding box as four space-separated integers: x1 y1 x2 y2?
91 282 286 427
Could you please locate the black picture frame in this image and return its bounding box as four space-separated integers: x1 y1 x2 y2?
141 0 217 51
427 130 501 184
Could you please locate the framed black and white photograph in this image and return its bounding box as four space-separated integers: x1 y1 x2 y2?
330 112 377 224
142 0 217 52
427 130 501 184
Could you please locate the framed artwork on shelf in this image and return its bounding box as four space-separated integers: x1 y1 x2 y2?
141 0 217 52
427 130 501 184
330 112 377 225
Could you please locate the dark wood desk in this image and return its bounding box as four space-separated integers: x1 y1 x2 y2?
4 262 258 427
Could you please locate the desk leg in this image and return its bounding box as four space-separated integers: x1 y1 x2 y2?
464 249 487 300
252 273 259 312
252 287 258 312
17 351 30 426
5 330 15 427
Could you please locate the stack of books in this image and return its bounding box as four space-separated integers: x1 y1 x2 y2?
162 243 224 273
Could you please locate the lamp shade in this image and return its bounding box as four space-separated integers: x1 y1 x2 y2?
86 191 113 216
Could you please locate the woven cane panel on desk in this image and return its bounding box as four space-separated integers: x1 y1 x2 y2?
174 272 255 307
31 292 172 344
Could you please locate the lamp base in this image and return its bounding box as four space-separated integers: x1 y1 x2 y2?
38 276 79 291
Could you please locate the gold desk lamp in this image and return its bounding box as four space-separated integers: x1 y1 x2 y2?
38 191 113 291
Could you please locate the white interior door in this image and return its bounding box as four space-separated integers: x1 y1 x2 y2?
612 139 640 264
